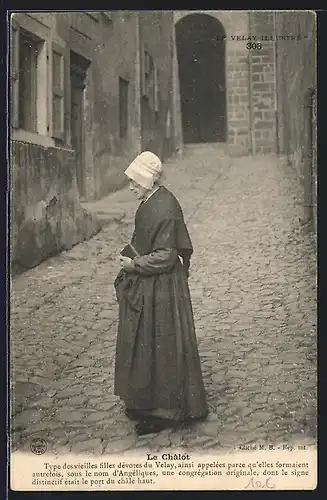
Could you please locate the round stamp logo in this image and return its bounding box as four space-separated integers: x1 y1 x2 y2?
30 437 47 455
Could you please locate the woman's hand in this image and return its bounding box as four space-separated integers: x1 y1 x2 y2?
120 256 135 273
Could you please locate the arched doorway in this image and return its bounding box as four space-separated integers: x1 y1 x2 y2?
175 14 227 144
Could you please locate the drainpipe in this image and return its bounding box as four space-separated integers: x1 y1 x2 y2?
248 11 255 156
302 87 315 226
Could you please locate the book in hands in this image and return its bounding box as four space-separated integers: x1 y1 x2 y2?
120 243 139 259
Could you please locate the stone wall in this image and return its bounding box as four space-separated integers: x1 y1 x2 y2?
275 12 316 166
275 11 316 225
11 141 101 273
250 12 277 154
227 48 251 155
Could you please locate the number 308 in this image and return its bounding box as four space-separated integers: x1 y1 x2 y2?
246 42 262 50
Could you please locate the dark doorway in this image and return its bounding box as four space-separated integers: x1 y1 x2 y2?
175 14 227 144
70 51 90 199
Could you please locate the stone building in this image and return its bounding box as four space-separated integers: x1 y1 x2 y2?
10 10 316 272
10 11 176 271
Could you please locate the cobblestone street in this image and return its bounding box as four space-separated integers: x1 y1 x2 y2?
11 146 317 456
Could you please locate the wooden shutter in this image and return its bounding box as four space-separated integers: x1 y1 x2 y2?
52 42 65 140
11 19 20 128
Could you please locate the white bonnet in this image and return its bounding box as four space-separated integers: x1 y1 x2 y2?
124 151 162 190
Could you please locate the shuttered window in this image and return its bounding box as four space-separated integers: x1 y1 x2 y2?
17 29 44 132
52 43 65 140
11 16 67 145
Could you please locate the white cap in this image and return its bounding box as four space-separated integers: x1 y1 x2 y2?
124 151 162 190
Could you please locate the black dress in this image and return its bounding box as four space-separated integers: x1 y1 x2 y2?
114 186 208 421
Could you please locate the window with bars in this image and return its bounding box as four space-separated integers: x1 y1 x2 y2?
119 77 129 138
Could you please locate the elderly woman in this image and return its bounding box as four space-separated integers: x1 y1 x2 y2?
114 151 208 436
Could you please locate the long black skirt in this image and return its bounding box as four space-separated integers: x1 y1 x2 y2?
114 260 208 422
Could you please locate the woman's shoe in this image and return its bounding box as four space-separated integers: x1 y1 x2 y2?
125 409 144 421
179 411 209 429
135 418 171 436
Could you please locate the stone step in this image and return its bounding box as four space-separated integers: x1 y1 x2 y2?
183 142 229 156
81 204 126 226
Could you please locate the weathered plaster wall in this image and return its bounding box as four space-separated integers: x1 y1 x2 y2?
139 11 174 161
55 11 141 199
54 11 176 197
11 141 101 273
275 12 316 171
274 11 316 225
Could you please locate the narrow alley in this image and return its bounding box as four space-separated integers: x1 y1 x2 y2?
11 146 317 455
